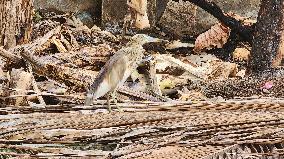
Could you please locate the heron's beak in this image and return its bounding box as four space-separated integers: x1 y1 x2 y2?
146 36 167 43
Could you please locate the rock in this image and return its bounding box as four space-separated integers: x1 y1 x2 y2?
75 11 94 28
158 1 197 38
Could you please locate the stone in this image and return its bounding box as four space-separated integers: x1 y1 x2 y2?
158 1 197 38
76 11 95 28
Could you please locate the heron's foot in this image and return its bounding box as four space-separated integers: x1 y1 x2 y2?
106 103 123 112
111 91 123 112
116 105 123 112
108 105 112 112
107 102 123 112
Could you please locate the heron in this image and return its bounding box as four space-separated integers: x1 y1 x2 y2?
85 34 163 111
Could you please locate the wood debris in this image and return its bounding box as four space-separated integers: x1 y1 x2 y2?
0 3 284 158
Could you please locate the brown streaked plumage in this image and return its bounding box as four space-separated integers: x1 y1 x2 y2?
85 34 162 111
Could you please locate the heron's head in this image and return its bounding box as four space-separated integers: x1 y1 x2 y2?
131 34 164 45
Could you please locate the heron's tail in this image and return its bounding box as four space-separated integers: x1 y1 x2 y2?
84 93 94 106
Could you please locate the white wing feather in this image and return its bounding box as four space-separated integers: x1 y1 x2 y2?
93 80 112 99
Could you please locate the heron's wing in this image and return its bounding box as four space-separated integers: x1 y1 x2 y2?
110 54 131 87
107 51 130 86
87 50 128 100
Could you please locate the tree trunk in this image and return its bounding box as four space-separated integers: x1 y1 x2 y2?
250 0 284 72
0 0 33 49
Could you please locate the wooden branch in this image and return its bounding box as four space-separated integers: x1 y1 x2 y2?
0 47 22 62
20 49 94 89
173 0 254 43
0 26 61 67
25 26 62 51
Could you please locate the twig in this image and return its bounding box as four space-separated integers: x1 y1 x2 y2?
155 54 207 80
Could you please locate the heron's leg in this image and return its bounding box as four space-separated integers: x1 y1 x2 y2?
84 93 94 106
147 60 162 96
111 91 122 112
107 92 112 112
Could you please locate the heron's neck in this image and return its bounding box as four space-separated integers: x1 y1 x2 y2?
126 42 145 47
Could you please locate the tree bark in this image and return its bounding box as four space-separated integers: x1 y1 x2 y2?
0 0 33 49
250 0 284 72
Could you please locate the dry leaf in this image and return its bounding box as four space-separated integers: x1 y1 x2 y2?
194 23 231 52
233 48 250 61
127 0 147 15
135 12 150 29
127 0 150 29
236 69 246 78
207 60 238 80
